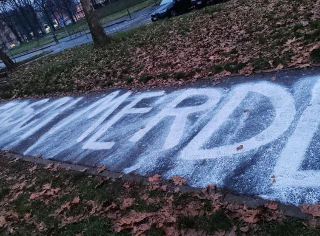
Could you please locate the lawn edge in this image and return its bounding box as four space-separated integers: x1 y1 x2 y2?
1 150 311 220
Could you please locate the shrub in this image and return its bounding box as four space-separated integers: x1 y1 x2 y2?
311 48 320 63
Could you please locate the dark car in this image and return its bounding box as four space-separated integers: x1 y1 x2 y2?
151 0 191 21
191 0 208 8
191 0 224 9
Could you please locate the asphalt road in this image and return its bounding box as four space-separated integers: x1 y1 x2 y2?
0 4 157 68
1 68 320 206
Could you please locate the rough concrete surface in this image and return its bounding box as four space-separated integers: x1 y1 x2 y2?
1 68 320 206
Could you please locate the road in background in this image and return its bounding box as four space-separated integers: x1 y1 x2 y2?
0 4 157 68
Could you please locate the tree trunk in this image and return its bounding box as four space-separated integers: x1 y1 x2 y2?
7 24 23 43
18 7 39 37
80 0 109 47
29 6 45 35
0 48 17 70
65 7 76 24
50 9 61 27
44 8 56 32
12 9 33 40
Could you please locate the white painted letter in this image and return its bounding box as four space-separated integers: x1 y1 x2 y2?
130 89 222 150
273 78 320 188
181 82 296 160
82 91 164 150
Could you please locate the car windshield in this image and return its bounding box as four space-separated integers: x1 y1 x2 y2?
160 0 174 5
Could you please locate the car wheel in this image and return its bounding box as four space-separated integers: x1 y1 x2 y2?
170 10 177 17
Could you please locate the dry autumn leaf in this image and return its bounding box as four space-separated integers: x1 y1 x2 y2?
237 145 244 151
123 181 136 189
96 165 107 173
28 165 37 173
121 198 134 210
170 175 186 186
241 209 261 223
240 225 250 232
72 196 80 204
0 216 6 228
276 64 284 70
44 163 60 171
160 185 168 192
300 204 320 217
265 201 278 210
148 174 161 183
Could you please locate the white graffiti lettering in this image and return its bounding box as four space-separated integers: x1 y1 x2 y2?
1 77 320 205
180 82 296 160
273 79 320 188
130 89 222 150
82 91 164 150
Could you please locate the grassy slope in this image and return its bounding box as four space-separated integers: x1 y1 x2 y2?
3 0 320 99
0 153 320 235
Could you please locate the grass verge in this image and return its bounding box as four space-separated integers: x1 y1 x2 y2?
0 152 320 235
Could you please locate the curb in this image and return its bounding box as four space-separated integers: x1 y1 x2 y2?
1 150 311 220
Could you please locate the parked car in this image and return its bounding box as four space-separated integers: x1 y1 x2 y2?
191 0 224 9
191 0 208 8
151 0 191 21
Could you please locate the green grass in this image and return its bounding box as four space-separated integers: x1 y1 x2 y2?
256 219 320 236
7 36 55 57
145 228 165 236
131 199 161 212
203 4 223 14
173 71 186 80
0 183 9 200
177 211 233 233
311 48 320 63
140 74 153 83
1 154 320 235
211 62 246 73
17 50 53 65
57 216 125 236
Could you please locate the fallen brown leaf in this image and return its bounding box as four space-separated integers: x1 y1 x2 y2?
96 165 107 173
0 216 6 228
265 201 278 210
237 145 244 151
148 174 161 183
121 198 134 210
170 175 186 186
123 181 136 189
301 204 320 217
72 196 80 204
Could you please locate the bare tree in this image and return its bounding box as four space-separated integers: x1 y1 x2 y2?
7 0 39 37
0 3 24 42
24 0 45 35
55 0 77 24
80 0 109 47
34 0 56 31
0 46 16 70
